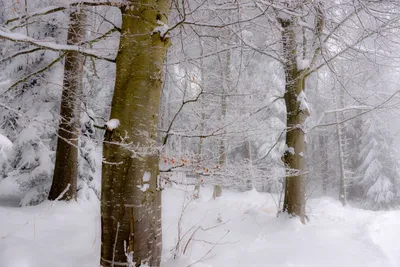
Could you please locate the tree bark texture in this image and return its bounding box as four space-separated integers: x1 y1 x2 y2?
101 2 170 267
48 9 85 201
280 18 308 223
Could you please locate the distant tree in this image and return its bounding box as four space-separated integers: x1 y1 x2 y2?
48 8 86 201
352 115 399 210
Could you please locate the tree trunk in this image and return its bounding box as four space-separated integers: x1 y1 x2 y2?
243 138 253 191
319 134 328 195
280 18 308 223
194 40 206 200
213 52 229 199
213 90 225 198
101 2 170 266
48 9 85 201
336 117 346 206
334 87 347 206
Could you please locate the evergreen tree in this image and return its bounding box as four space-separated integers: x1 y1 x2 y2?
353 115 399 209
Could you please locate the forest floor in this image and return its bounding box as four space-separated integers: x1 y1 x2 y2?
0 178 399 267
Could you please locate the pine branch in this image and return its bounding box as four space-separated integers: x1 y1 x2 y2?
4 53 66 93
0 47 42 63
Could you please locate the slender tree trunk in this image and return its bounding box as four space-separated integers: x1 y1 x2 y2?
213 48 230 199
194 55 205 199
48 9 85 201
194 131 204 199
213 89 226 198
334 87 347 206
319 134 328 195
243 138 253 191
101 2 170 266
335 117 346 205
279 18 308 223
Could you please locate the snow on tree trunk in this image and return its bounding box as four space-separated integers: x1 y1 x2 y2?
100 2 171 266
48 8 86 201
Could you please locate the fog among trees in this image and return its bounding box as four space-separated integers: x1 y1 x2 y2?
1 0 400 266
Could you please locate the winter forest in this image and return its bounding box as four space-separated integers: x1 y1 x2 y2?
1 0 400 266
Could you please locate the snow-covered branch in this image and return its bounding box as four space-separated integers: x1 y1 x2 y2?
4 2 117 26
0 28 115 62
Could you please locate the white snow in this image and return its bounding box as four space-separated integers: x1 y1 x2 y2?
137 184 150 192
0 133 12 163
143 171 151 182
0 133 12 151
0 178 100 267
287 146 295 155
105 118 120 130
0 182 400 267
297 91 310 113
297 58 311 70
153 20 169 37
162 187 400 267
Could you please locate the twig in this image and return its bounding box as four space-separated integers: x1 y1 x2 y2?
186 230 230 267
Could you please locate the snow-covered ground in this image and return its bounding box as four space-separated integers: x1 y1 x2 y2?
0 180 399 267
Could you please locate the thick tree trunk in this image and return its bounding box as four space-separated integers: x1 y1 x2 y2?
101 2 170 267
280 18 308 223
48 9 85 201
